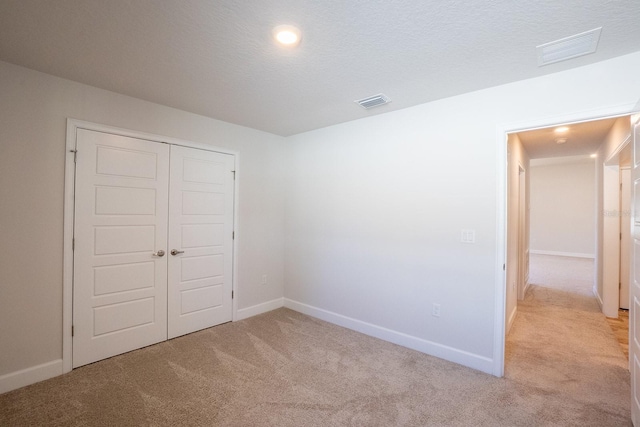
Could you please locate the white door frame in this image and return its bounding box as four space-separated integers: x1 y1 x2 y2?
62 119 240 373
602 162 621 318
517 164 527 301
620 166 631 311
493 102 637 377
602 139 632 318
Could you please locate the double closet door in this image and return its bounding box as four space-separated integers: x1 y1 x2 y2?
72 129 234 368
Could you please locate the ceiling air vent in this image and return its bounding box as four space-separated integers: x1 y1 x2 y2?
536 27 602 66
355 93 391 109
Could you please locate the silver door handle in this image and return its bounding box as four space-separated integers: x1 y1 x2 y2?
152 250 165 257
171 249 185 256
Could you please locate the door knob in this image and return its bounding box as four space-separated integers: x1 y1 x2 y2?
171 249 185 256
152 250 165 257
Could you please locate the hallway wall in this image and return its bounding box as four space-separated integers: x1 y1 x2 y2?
530 158 596 257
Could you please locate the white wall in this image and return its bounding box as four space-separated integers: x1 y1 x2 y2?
529 159 596 257
0 61 286 381
2 51 640 388
506 134 530 333
284 51 640 373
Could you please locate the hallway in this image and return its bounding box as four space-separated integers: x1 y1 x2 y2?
505 254 630 424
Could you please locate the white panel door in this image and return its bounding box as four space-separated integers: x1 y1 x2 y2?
622 167 631 310
73 129 169 368
630 114 640 425
167 145 234 339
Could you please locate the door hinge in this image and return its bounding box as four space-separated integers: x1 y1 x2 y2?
70 149 77 163
72 238 75 250
232 170 236 180
232 231 235 240
503 264 506 271
72 325 75 337
231 290 234 299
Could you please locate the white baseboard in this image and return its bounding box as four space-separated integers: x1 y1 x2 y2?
0 359 63 394
506 306 517 335
283 298 494 375
593 286 604 309
523 280 531 296
529 250 594 259
236 297 284 321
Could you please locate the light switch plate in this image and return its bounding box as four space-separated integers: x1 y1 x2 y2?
461 229 476 243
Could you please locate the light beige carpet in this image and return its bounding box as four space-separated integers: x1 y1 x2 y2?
0 285 630 425
527 253 594 296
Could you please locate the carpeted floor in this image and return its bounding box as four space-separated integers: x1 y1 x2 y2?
527 253 595 296
505 286 629 424
0 256 630 425
0 255 630 426
527 253 630 356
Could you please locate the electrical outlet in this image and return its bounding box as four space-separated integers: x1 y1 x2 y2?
261 274 267 285
432 303 441 317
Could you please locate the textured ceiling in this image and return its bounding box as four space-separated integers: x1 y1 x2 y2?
517 117 619 159
1 1 640 136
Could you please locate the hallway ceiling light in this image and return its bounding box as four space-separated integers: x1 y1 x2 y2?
590 154 597 158
554 126 569 133
273 25 302 47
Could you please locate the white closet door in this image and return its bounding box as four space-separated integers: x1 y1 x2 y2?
167 145 234 339
73 129 169 368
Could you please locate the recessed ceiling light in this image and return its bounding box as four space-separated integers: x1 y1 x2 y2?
273 25 302 47
554 126 569 133
590 154 597 158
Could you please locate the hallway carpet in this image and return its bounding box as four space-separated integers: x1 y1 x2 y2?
528 253 630 357
527 253 594 296
0 290 630 425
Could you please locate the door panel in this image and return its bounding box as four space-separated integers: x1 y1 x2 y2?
93 298 155 336
622 168 631 310
73 129 169 368
167 145 234 339
95 186 157 215
630 115 640 425
93 262 155 295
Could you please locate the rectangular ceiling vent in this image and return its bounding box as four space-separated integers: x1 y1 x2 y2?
536 27 602 66
355 93 391 109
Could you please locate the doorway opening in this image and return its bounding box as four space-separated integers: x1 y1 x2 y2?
504 114 632 369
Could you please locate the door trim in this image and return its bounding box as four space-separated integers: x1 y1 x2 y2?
62 119 240 373
494 102 637 377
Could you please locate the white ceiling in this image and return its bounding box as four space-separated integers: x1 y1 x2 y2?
1 1 640 136
517 117 620 159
